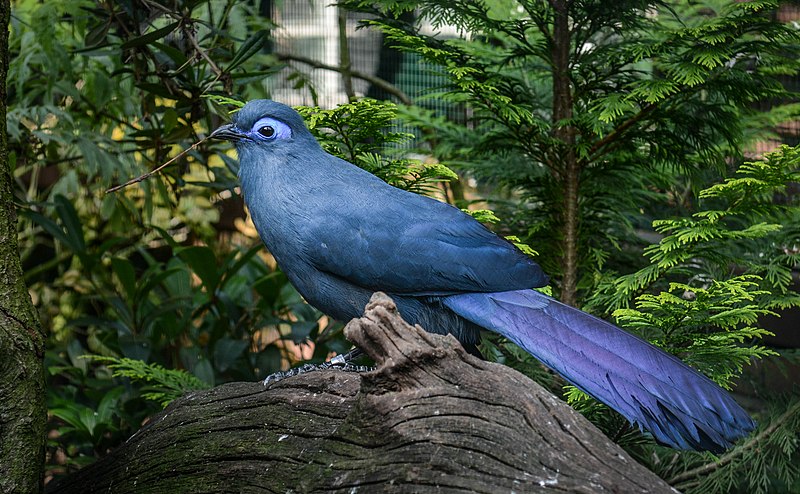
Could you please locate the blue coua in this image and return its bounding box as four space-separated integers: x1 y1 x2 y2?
211 99 755 453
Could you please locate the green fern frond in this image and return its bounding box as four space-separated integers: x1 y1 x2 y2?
464 209 501 224
85 356 210 408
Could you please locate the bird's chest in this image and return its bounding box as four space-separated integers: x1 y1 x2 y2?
247 190 304 254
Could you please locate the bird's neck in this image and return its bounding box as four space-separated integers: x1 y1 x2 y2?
237 145 328 264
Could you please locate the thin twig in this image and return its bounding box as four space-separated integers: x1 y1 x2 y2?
184 26 222 77
277 53 413 106
105 138 207 194
668 399 800 487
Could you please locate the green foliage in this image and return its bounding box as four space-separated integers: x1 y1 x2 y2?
463 208 500 224
45 343 153 468
465 209 541 257
297 99 457 194
10 2 459 476
612 277 776 386
335 2 800 490
574 146 800 490
344 0 800 297
565 394 800 494
49 386 126 462
661 397 800 494
85 357 210 407
589 145 800 312
8 0 326 475
202 95 246 111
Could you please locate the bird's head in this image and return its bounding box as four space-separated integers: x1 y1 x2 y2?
209 99 312 149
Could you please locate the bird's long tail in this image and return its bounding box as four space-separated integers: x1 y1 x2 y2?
443 289 755 452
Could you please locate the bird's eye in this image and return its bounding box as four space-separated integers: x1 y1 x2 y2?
251 117 291 141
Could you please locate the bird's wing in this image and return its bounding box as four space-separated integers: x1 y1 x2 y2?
302 182 548 295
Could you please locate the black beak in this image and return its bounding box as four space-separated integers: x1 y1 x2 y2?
209 123 246 141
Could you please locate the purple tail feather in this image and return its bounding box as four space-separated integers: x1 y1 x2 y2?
443 289 755 452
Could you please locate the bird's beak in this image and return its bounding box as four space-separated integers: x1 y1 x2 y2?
209 123 245 141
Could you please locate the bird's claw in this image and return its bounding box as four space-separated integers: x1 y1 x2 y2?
262 363 328 386
262 359 374 386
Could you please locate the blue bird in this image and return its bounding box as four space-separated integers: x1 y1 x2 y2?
211 99 755 453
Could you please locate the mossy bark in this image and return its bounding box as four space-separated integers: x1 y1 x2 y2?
0 0 48 490
48 294 675 493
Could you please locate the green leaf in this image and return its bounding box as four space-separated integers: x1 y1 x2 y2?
162 108 178 133
50 407 83 431
177 246 220 293
111 257 137 302
213 338 249 372
226 30 269 72
192 358 215 387
151 41 188 66
54 194 85 252
120 21 180 50
290 321 317 343
24 211 72 248
219 244 263 290
78 408 98 436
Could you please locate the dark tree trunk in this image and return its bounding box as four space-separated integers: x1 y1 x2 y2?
0 0 47 490
48 293 674 494
338 7 355 101
550 0 581 307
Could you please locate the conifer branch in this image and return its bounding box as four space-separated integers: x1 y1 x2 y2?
668 399 800 487
585 102 657 163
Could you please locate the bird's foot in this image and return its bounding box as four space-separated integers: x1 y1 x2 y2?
262 348 373 386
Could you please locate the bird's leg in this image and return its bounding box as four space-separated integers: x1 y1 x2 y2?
328 347 363 367
262 347 373 386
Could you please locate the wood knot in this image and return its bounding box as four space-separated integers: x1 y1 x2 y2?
364 291 397 313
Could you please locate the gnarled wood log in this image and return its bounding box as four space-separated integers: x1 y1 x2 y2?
48 293 676 493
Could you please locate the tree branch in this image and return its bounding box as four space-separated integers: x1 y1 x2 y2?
277 53 413 105
584 102 657 165
48 293 675 493
338 8 355 101
668 399 800 488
